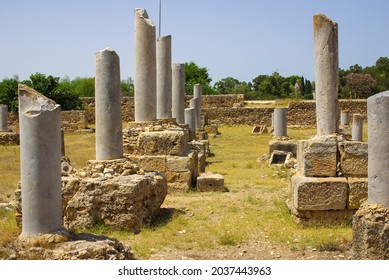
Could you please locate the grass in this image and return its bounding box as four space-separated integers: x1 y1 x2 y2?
0 125 353 259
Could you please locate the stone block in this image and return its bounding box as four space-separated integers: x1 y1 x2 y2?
137 130 187 156
138 155 167 172
347 177 368 210
338 141 368 177
297 138 337 177
166 156 195 173
165 171 192 191
197 173 225 192
269 138 298 157
292 175 348 211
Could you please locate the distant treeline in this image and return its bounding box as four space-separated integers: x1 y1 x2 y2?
1 57 389 111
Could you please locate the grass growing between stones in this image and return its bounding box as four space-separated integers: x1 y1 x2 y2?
0 125 353 259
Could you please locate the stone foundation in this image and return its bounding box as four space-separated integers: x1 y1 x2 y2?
14 230 132 260
352 202 389 259
0 132 19 145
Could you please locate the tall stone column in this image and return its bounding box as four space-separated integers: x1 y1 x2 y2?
189 98 199 130
352 91 389 259
134 8 157 122
273 108 287 137
185 107 196 132
193 84 202 129
157 35 172 119
314 14 339 135
0 104 8 131
18 85 62 236
95 48 123 160
351 113 363 141
172 63 185 124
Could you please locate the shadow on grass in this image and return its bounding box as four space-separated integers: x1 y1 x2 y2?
149 208 186 229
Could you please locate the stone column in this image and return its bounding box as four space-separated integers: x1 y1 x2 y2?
134 8 157 122
95 48 123 160
314 14 339 135
18 85 62 236
157 35 172 119
340 110 350 126
351 113 363 142
0 104 8 131
273 108 287 137
189 98 199 130
193 84 202 129
352 91 389 259
172 63 185 124
185 107 196 132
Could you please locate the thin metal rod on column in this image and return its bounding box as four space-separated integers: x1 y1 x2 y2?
158 0 162 37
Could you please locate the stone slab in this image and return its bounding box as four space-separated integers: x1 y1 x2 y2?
347 177 368 210
338 141 368 177
269 138 297 157
137 130 187 156
292 175 348 211
197 173 225 192
297 138 337 177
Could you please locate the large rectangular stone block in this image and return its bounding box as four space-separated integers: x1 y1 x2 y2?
138 155 167 172
137 130 187 156
292 175 348 211
347 177 368 210
297 138 337 177
166 156 195 173
338 141 368 177
269 138 298 157
165 171 192 191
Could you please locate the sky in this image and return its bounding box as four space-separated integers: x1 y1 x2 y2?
1 0 388 84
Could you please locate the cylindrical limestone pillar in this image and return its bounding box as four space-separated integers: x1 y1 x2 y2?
172 63 185 124
95 48 123 160
340 110 350 126
314 14 339 135
273 108 287 137
193 84 202 129
367 91 389 207
0 104 8 131
189 98 199 130
185 107 196 132
134 8 157 122
18 84 62 236
352 113 363 142
157 35 172 119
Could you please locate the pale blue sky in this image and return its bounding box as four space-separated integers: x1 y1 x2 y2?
1 0 388 84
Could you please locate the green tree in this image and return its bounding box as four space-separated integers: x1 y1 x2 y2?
213 77 241 94
0 78 19 112
184 62 215 95
342 73 376 99
121 77 134 97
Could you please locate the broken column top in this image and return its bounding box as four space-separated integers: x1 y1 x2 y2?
313 13 338 30
18 84 60 114
135 8 155 27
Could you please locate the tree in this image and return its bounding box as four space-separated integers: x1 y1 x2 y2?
375 57 389 73
343 73 376 99
121 77 134 97
0 78 18 112
213 77 241 94
184 62 215 95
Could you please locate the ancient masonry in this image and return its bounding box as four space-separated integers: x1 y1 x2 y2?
14 85 131 260
287 14 368 225
0 104 19 145
352 91 389 259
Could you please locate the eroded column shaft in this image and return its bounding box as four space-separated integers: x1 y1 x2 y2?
352 113 363 142
273 107 287 137
314 14 339 135
0 104 8 131
172 63 185 124
134 8 157 122
18 85 62 236
95 48 123 160
193 84 202 129
157 35 172 119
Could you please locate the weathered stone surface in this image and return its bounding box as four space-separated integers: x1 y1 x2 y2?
62 173 167 232
197 173 226 192
157 35 172 119
166 156 195 172
138 155 167 172
0 132 19 145
137 130 187 156
0 104 9 131
348 177 368 210
269 138 298 157
165 171 192 191
273 107 287 137
172 63 185 124
292 175 348 210
352 202 389 259
287 199 354 226
15 231 133 260
84 158 140 177
297 138 337 177
338 141 368 177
